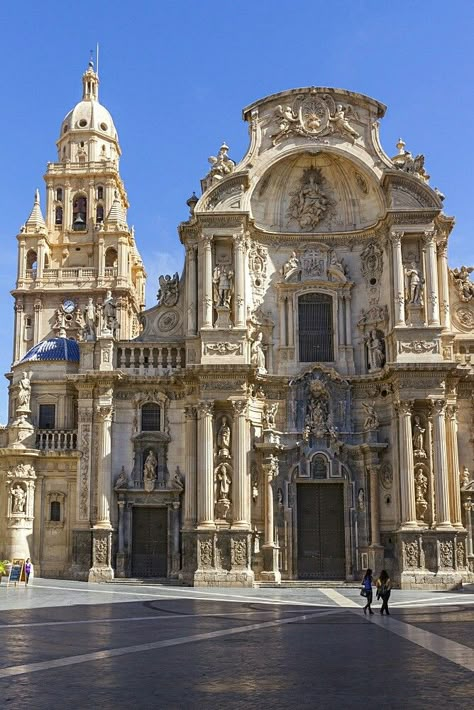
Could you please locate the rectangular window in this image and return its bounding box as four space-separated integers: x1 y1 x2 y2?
298 293 334 362
39 404 55 429
50 501 61 522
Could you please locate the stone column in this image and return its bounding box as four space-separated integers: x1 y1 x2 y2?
33 299 42 344
18 239 26 281
232 400 250 530
390 231 405 326
97 235 105 285
76 390 94 525
170 502 181 578
117 235 128 286
184 405 197 529
423 230 440 326
234 234 246 328
95 403 114 528
46 182 54 226
287 295 295 347
338 294 345 346
445 404 462 528
344 293 352 345
430 399 452 528
437 239 451 330
36 238 45 281
279 296 287 347
64 181 71 229
396 400 418 527
464 497 473 558
368 465 381 545
186 245 197 335
202 236 213 328
196 401 214 528
261 455 281 582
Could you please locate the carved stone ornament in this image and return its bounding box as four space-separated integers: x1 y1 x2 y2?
198 537 214 567
357 305 388 329
270 94 360 145
391 140 430 182
380 463 393 490
414 465 428 521
216 417 231 458
248 240 268 305
231 537 248 567
399 340 438 355
203 142 235 190
360 241 383 303
412 416 427 459
456 541 466 568
439 540 454 568
6 463 36 481
262 402 278 430
93 535 109 566
205 342 240 355
453 305 474 331
157 273 179 307
450 266 474 302
404 540 420 568
157 310 180 332
286 168 331 231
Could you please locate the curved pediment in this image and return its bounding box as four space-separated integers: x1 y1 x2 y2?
249 151 385 233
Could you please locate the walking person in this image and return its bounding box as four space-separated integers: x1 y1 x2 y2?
24 558 32 585
376 570 391 615
361 568 374 615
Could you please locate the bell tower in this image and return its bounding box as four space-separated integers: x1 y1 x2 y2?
12 59 146 362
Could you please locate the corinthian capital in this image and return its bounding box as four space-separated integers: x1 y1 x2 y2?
395 399 414 416
96 404 114 421
389 230 404 246
196 400 214 417
232 400 248 416
429 398 446 416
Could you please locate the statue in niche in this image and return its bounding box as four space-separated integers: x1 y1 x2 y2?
362 402 379 430
101 290 119 336
328 104 360 140
215 463 232 501
11 484 27 514
252 479 259 502
143 450 158 490
451 266 474 302
217 417 231 458
263 403 278 430
250 332 266 372
357 488 365 511
17 371 31 413
366 330 385 372
412 417 426 458
327 252 347 282
404 262 424 305
287 168 329 231
282 251 300 278
212 264 234 307
460 466 471 488
305 380 329 436
415 466 428 520
82 297 97 340
157 272 179 307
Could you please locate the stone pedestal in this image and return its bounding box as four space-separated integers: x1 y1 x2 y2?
8 419 35 449
88 528 114 582
215 305 232 329
397 529 473 589
191 530 254 587
261 545 281 583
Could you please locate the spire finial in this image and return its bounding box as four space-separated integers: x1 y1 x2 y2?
34 188 40 205
88 49 94 70
396 138 406 155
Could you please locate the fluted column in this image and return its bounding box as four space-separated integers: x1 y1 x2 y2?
234 234 246 328
18 239 26 281
391 231 405 326
344 293 352 345
46 182 54 226
445 404 462 528
95 403 113 528
232 400 250 530
117 235 128 285
338 294 345 346
396 400 417 527
437 239 451 330
197 401 214 528
263 457 278 546
64 182 71 229
423 230 440 326
97 236 105 284
279 296 287 347
430 399 452 528
368 465 381 545
184 405 197 529
287 295 294 347
202 236 213 328
186 245 197 335
36 238 45 280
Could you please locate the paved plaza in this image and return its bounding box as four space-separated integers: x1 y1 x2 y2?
0 579 473 709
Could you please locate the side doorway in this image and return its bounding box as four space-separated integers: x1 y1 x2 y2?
131 507 168 577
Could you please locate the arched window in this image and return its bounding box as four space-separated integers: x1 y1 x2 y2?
311 454 328 480
72 195 87 231
56 187 63 202
298 293 334 362
96 205 104 223
26 250 37 271
105 247 118 268
55 206 63 225
141 403 161 432
96 186 104 200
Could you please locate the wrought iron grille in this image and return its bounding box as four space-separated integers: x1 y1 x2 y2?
298 293 333 362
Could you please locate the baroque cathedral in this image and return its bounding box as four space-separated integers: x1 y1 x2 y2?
1 62 474 589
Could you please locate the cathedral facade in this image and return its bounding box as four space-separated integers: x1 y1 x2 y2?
1 64 474 589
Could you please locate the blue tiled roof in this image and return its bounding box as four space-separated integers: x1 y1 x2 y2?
21 337 80 363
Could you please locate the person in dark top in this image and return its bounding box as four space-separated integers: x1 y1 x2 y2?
362 568 374 615
24 558 32 585
376 570 392 615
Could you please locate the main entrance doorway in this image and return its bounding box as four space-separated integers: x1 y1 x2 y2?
297 483 345 579
132 507 168 577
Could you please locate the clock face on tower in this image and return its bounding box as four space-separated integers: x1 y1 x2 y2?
63 299 75 314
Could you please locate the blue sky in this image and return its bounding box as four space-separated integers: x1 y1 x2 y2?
1 0 473 420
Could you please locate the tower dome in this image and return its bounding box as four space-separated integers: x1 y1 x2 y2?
57 59 121 163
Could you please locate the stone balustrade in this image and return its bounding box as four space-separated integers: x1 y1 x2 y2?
36 429 78 451
116 343 186 374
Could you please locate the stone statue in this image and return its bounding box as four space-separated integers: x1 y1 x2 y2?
207 143 235 183
287 168 329 230
250 332 266 372
17 371 31 413
143 450 157 488
412 416 426 458
212 265 234 307
357 488 365 511
11 484 26 513
101 290 119 337
114 466 128 489
460 466 471 488
327 252 347 282
405 262 423 305
329 104 360 140
83 297 97 340
157 272 179 307
366 330 385 371
215 463 232 501
362 402 378 430
271 104 299 144
282 251 300 278
217 417 231 457
173 467 184 490
263 403 278 430
451 266 474 302
252 479 259 502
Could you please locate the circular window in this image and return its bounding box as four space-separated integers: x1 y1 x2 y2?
79 119 87 127
100 122 108 131
369 277 377 286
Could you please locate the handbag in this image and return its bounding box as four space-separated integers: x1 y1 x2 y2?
360 587 367 597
